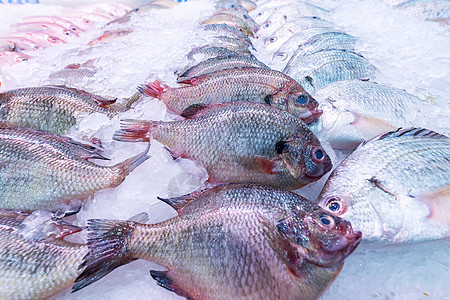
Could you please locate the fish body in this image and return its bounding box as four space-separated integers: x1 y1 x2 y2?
139 67 321 124
394 0 450 20
0 209 87 299
0 51 31 66
211 35 252 53
202 13 255 37
0 37 43 52
187 45 243 61
310 80 435 149
48 68 97 86
88 29 133 46
0 85 128 134
73 183 361 299
252 1 330 24
317 128 450 245
114 102 331 190
14 22 80 41
220 9 260 32
177 55 269 81
9 31 66 48
0 126 149 211
262 19 335 54
284 49 376 93
271 29 350 70
203 23 255 49
22 16 85 34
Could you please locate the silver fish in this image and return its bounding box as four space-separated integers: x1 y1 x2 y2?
72 183 361 299
394 0 450 20
253 1 330 24
317 128 450 245
203 23 255 50
187 45 246 62
284 49 376 93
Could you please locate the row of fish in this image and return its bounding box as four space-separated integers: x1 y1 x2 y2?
0 0 448 299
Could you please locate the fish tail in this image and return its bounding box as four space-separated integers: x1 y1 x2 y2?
137 80 165 99
113 142 150 177
72 219 138 292
113 119 156 143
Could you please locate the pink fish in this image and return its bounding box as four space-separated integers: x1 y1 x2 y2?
14 22 79 41
22 16 85 33
63 16 96 30
10 32 65 48
0 51 31 66
0 37 43 52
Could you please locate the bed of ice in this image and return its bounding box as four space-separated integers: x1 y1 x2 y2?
0 0 449 299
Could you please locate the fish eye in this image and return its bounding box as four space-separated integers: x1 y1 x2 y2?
71 26 78 31
47 36 59 43
325 197 346 215
63 30 73 36
311 147 324 163
276 52 288 61
263 21 271 28
267 37 277 44
296 95 309 107
275 141 289 154
16 57 28 62
258 12 262 16
318 214 335 229
243 14 248 19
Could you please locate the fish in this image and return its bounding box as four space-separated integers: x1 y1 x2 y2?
14 22 80 41
201 13 255 37
218 8 260 32
0 85 138 134
0 36 43 52
186 45 244 62
63 16 96 30
176 55 269 81
270 28 348 70
22 16 85 33
0 125 149 211
0 51 31 66
138 67 322 124
253 1 331 25
0 208 88 299
9 31 66 48
284 49 376 93
210 35 252 53
310 80 436 149
261 18 335 54
113 102 332 190
394 0 450 21
317 128 450 245
72 183 361 299
203 23 255 50
88 29 133 46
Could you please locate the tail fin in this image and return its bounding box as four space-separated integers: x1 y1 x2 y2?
113 142 150 177
72 219 138 292
137 80 166 99
113 119 157 143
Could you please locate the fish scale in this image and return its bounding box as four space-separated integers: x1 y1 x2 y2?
73 183 361 299
0 126 149 212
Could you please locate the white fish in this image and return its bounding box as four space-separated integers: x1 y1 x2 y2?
317 128 450 246
310 80 439 149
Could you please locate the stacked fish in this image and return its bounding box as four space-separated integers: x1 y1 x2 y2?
0 2 131 66
0 0 448 299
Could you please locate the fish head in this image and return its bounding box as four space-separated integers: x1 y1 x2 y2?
276 138 332 186
285 88 322 124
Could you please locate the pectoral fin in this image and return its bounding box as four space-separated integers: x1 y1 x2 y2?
417 185 450 228
150 270 194 300
350 112 397 139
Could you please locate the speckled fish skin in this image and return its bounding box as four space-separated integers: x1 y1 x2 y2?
73 183 361 299
140 67 321 124
201 13 255 37
221 9 260 32
310 80 436 149
114 102 331 190
0 209 87 299
284 49 376 93
176 55 269 81
253 1 330 24
0 85 129 135
211 35 252 53
271 30 353 70
187 45 244 61
394 0 450 20
0 126 149 211
203 23 255 49
317 128 450 245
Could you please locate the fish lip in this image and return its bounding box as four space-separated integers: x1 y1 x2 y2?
302 109 323 124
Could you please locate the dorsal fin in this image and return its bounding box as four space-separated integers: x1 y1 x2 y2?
363 127 447 146
157 190 205 213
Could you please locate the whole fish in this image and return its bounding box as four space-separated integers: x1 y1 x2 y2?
48 68 97 86
72 183 361 299
218 9 260 32
270 29 348 70
262 18 335 54
139 67 322 124
0 51 31 66
201 13 255 37
215 0 249 13
0 85 136 134
9 31 66 48
394 0 450 20
310 80 436 149
176 55 269 81
113 102 332 190
88 29 133 46
253 1 330 24
0 37 43 52
14 22 80 41
317 128 450 245
0 209 88 299
187 45 244 61
0 126 149 211
210 35 251 54
284 49 376 93
22 16 85 33
203 23 255 50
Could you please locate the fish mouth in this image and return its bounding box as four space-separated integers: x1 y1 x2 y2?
301 109 323 125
